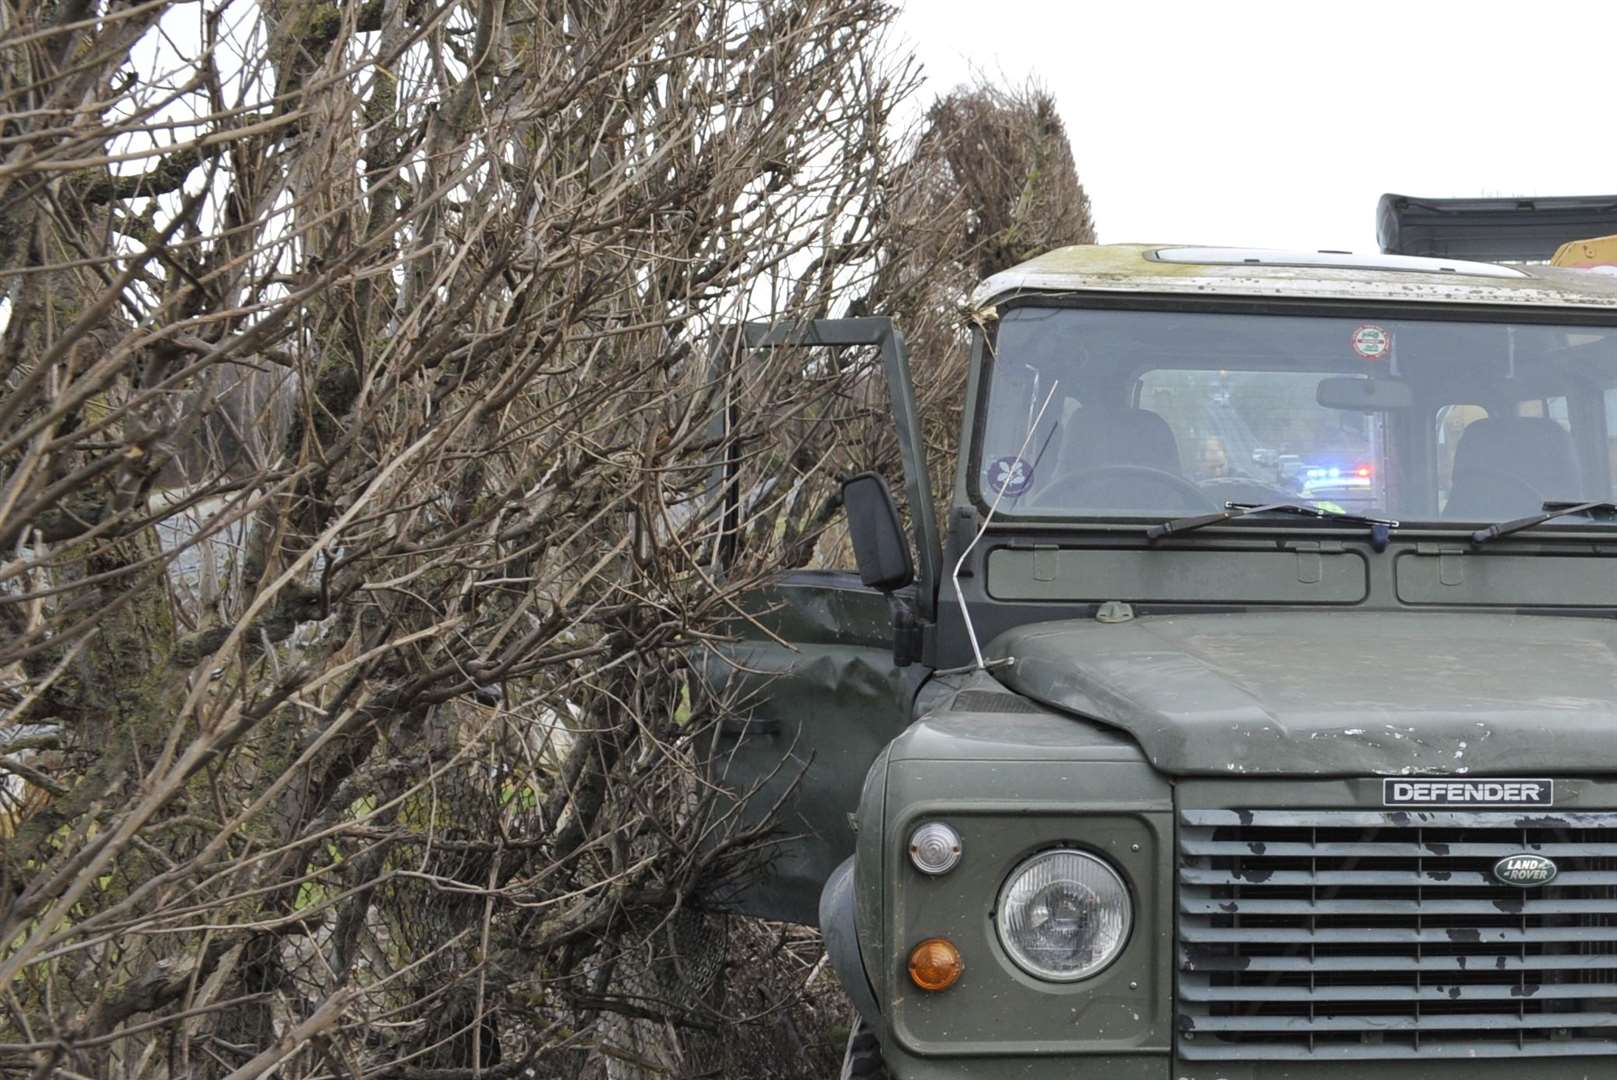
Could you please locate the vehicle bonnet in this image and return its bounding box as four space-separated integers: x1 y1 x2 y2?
986 610 1617 777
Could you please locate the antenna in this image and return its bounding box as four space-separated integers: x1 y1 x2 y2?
952 380 1059 671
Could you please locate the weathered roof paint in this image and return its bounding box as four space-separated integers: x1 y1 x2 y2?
1153 247 1528 278
973 243 1617 311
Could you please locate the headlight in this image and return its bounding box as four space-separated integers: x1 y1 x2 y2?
994 849 1131 981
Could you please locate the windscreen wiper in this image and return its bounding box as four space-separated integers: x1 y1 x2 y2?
1147 502 1399 544
1470 500 1617 545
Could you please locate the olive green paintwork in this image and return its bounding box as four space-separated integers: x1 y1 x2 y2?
702 570 927 925
986 610 1617 777
870 672 1175 1079
863 683 1617 1080
985 543 1368 604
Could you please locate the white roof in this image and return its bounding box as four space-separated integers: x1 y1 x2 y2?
1152 247 1527 279
973 244 1617 311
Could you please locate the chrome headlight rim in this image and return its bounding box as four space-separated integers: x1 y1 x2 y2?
993 846 1133 983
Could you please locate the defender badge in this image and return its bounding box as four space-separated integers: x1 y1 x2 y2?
1383 778 1553 807
1492 853 1558 888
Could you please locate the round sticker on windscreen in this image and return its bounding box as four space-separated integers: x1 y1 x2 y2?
986 456 1033 498
1351 323 1391 361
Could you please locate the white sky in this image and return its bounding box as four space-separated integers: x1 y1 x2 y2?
895 0 1617 253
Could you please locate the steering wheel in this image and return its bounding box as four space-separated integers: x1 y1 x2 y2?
1198 475 1304 507
1032 464 1219 512
1444 467 1544 520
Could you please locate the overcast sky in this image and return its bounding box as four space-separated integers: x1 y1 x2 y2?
895 0 1617 253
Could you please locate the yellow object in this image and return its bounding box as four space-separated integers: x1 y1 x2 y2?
1552 234 1617 269
908 938 964 991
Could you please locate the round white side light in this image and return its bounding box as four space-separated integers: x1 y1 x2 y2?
908 822 963 875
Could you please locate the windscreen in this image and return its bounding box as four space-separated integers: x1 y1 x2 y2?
978 306 1617 524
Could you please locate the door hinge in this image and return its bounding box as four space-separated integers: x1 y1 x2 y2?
892 603 923 668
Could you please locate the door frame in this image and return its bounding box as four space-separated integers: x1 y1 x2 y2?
738 318 941 622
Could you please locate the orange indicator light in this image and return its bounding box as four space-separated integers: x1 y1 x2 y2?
908 937 964 992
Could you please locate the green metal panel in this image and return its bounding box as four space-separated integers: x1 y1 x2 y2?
1396 548 1617 606
987 545 1368 603
988 611 1617 777
878 1049 1168 1080
875 697 1174 1070
886 797 1170 1057
701 571 927 924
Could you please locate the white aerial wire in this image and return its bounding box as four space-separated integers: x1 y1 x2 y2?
951 380 1060 671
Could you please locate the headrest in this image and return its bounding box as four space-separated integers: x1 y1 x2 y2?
1451 416 1583 498
1060 407 1182 474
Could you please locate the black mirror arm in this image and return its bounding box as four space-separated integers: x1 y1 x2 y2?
889 594 922 668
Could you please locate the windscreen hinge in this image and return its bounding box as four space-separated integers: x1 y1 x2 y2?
1032 544 1060 582
1282 539 1342 584
1414 542 1467 586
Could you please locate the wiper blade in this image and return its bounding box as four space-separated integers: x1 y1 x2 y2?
1470 500 1617 545
1147 501 1399 542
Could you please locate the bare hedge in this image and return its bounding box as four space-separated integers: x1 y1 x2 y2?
0 2 1090 1076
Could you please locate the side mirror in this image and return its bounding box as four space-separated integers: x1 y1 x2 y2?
841 472 914 592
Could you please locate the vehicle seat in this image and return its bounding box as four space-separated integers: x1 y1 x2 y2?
1059 406 1183 474
1035 406 1204 511
1444 416 1584 520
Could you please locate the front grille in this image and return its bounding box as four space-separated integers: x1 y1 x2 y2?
1176 808 1617 1061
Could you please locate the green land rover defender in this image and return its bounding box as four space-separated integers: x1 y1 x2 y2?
714 196 1617 1079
